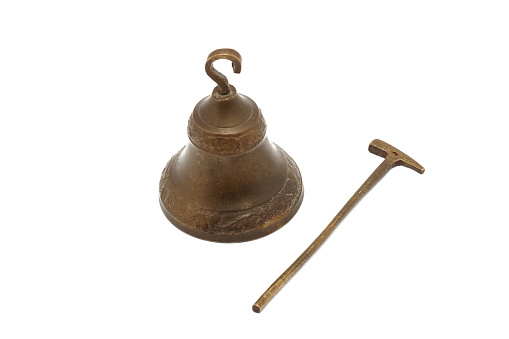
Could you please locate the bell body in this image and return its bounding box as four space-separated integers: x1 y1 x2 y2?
159 51 303 242
160 138 302 242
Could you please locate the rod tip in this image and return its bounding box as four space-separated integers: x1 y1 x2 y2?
252 304 261 313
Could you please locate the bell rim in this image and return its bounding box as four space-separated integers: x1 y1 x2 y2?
159 188 303 243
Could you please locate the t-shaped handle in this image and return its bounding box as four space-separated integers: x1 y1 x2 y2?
369 139 425 174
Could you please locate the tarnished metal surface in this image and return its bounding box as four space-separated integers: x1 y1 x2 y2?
159 49 303 242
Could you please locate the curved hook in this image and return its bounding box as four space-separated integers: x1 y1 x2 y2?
205 48 242 95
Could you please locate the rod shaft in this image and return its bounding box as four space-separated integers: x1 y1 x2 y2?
252 158 394 313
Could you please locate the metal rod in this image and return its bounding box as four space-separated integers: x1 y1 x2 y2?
252 139 424 313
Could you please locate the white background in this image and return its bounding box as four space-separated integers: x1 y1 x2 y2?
1 1 508 338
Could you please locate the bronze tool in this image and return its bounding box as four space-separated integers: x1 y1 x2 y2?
252 139 424 312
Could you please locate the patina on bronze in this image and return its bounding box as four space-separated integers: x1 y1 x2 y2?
159 49 303 243
253 139 424 312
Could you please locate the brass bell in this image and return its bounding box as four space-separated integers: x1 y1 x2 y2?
159 49 303 242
